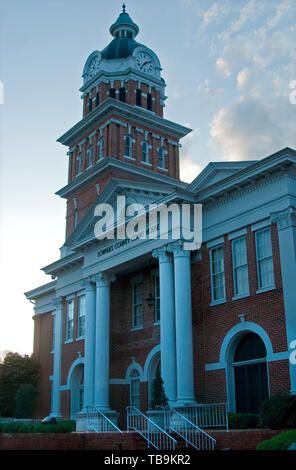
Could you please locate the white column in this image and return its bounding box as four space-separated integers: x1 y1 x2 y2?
94 272 114 410
51 297 63 418
82 277 96 408
168 241 196 405
152 247 177 404
271 206 296 394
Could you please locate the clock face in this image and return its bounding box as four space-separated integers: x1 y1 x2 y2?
88 58 100 79
135 52 154 74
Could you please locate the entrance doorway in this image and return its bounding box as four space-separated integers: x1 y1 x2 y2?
233 333 269 413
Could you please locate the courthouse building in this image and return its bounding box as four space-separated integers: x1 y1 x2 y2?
25 7 296 426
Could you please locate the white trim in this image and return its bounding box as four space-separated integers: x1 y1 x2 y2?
251 219 270 232
143 344 160 381
207 236 224 248
228 228 247 240
64 357 85 390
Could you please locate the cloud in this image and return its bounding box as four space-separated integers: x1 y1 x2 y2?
180 128 202 182
237 67 251 89
209 95 296 161
215 57 231 77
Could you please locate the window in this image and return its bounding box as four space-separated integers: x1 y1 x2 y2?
232 237 249 297
142 142 149 163
132 280 142 328
76 152 82 175
77 295 86 338
96 92 100 106
158 148 165 169
147 93 152 111
66 299 74 341
88 98 92 112
255 227 274 290
125 135 132 158
136 89 142 107
130 369 140 408
154 274 160 323
87 144 93 167
109 88 116 98
98 137 104 160
210 245 225 301
119 87 126 102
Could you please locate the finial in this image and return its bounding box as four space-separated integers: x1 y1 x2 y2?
122 3 126 13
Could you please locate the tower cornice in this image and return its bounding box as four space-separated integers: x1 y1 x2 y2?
57 98 192 148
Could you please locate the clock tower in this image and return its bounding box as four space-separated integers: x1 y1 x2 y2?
56 5 191 240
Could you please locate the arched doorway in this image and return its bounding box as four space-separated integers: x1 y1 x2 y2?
147 352 160 409
233 333 269 413
70 363 84 419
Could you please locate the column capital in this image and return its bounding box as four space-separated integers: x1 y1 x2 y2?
93 272 116 287
53 296 63 311
152 246 171 264
81 276 95 291
271 206 296 230
167 240 190 258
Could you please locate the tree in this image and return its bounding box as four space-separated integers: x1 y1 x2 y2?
151 365 168 410
14 384 38 418
0 352 39 417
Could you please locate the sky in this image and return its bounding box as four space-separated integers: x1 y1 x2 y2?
0 0 295 355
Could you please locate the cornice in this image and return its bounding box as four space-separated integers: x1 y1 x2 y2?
56 98 192 147
24 280 57 300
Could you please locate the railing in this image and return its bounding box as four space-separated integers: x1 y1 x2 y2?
174 403 229 430
164 407 216 450
85 405 122 433
126 406 177 450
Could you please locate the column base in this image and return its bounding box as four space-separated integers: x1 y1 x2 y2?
173 399 198 407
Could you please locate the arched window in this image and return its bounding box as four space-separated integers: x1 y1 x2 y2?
70 363 84 419
130 369 140 409
125 135 132 158
109 88 116 99
233 333 268 413
119 87 126 103
142 141 149 163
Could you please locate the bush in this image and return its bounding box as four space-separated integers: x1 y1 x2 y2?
228 413 259 429
259 394 296 429
0 420 76 434
14 384 38 418
256 429 296 450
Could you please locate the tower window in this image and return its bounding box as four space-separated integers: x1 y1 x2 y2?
88 98 92 112
76 152 82 175
87 144 93 168
147 93 152 111
136 89 142 107
109 88 116 99
158 148 165 169
74 198 78 228
96 92 100 106
119 87 126 102
125 135 132 158
98 137 104 160
142 142 149 163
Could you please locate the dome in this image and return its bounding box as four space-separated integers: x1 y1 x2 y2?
101 37 144 60
109 5 139 39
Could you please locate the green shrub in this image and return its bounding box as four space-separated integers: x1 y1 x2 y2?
228 413 259 429
0 420 76 434
259 393 296 429
256 429 296 450
14 384 38 419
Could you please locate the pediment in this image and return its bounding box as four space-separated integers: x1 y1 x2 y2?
188 161 257 192
64 178 175 249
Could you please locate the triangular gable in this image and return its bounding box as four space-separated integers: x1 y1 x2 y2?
64 177 176 249
187 161 257 192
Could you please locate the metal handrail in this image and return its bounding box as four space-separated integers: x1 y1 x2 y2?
85 405 122 433
174 402 229 431
126 406 177 450
165 407 216 450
